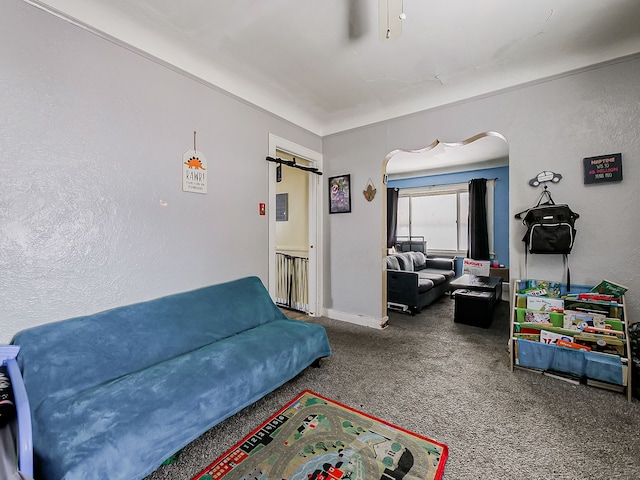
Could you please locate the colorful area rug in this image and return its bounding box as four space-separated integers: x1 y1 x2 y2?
193 390 448 480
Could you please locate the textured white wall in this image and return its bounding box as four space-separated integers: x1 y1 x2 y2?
0 0 321 342
324 56 640 323
322 126 388 320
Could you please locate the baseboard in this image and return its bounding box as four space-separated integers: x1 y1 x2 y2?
323 309 388 329
501 281 510 302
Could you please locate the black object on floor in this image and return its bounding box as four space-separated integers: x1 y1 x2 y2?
453 289 495 328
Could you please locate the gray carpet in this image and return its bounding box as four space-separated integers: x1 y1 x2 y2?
145 297 640 480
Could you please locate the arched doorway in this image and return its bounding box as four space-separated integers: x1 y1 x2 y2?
381 132 510 317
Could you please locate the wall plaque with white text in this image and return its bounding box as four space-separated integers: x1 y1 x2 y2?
583 153 622 185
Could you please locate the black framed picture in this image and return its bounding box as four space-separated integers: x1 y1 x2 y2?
328 174 351 214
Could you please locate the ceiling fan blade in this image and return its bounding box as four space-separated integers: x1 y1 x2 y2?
348 0 369 41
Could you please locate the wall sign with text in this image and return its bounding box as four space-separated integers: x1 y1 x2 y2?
182 149 207 194
583 153 622 185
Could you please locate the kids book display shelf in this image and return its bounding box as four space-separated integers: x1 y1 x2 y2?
509 279 632 401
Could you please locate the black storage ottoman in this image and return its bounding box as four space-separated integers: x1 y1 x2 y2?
454 289 495 328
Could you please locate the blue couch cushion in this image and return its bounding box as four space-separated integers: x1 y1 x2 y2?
30 319 332 480
13 276 283 410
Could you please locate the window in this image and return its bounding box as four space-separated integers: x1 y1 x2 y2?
397 181 494 255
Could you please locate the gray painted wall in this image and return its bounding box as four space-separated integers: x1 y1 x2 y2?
324 56 640 324
0 0 321 342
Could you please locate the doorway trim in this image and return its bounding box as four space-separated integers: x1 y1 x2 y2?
381 131 510 318
268 134 323 316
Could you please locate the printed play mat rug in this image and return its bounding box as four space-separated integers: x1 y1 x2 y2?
193 390 448 480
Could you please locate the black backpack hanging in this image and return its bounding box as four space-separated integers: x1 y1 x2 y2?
522 197 579 255
516 188 580 287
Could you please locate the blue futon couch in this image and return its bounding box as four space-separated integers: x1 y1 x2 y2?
11 276 332 480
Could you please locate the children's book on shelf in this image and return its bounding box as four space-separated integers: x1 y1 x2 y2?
563 310 607 331
578 293 618 302
556 339 591 351
540 330 573 345
582 326 625 339
515 333 540 341
517 279 561 297
590 279 628 297
526 296 564 312
563 293 622 317
574 333 625 355
525 311 552 323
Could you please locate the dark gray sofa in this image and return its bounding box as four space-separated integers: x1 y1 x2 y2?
385 251 456 314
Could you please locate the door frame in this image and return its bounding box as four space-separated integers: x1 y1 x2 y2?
268 134 323 316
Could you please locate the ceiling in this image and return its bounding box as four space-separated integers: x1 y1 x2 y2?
385 132 509 178
28 0 640 158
